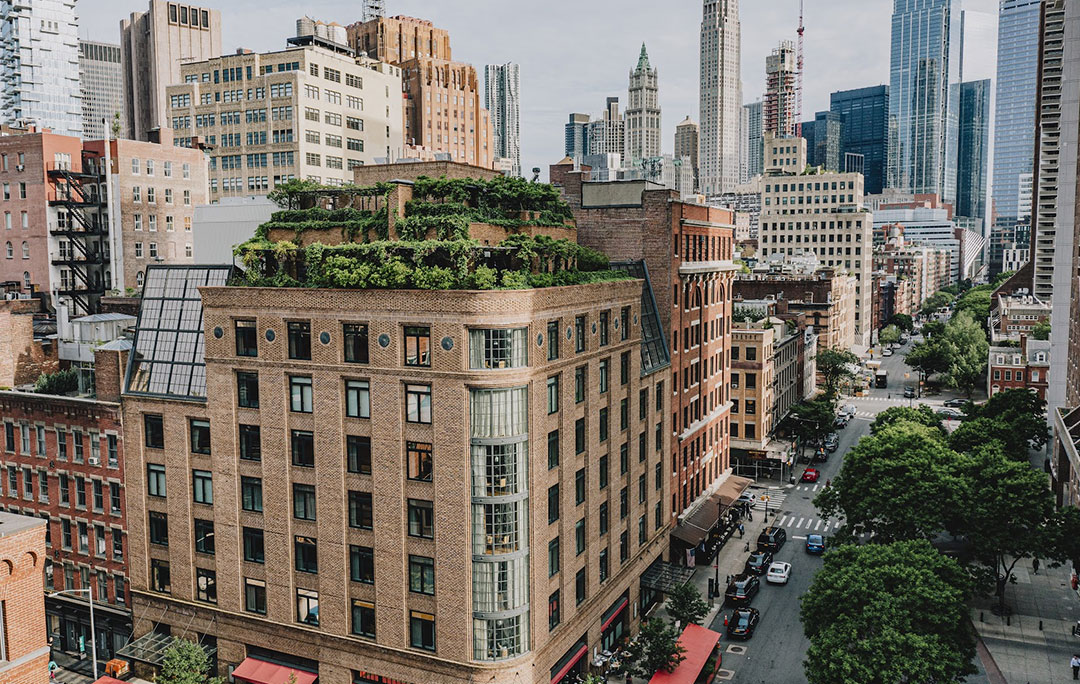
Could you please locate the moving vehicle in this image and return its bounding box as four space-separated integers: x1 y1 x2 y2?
744 550 774 575
737 492 756 507
882 348 894 357
943 398 968 408
724 573 761 606
842 404 856 418
757 526 787 552
904 386 916 399
765 561 792 585
726 607 761 640
806 534 825 554
875 369 888 388
824 433 840 452
801 468 820 483
937 407 965 421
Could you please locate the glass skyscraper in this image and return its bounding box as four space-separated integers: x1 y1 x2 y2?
989 0 1042 274
0 0 83 137
957 79 991 224
830 85 889 195
887 0 962 203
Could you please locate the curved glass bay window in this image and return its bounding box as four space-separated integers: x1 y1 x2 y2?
470 386 530 661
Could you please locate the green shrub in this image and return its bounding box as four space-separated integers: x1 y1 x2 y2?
34 368 79 395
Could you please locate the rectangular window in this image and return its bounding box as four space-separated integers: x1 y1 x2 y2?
345 380 370 418
151 560 171 593
147 464 166 497
549 589 561 630
576 568 586 605
351 600 376 638
548 536 560 576
109 482 121 515
575 418 586 454
297 589 319 625
407 441 433 481
409 555 435 595
576 518 586 555
347 435 371 474
575 366 586 403
404 326 431 366
406 384 432 424
620 399 629 431
599 548 609 582
92 480 103 511
144 414 164 449
194 519 215 554
189 419 211 454
548 484 560 523
599 408 609 443
547 376 559 414
243 526 264 563
410 611 436 651
547 320 560 360
599 359 609 393
241 476 263 512
575 468 586 504
239 424 261 461
599 454 609 489
291 430 315 467
349 491 374 529
547 429 560 469
343 323 369 363
621 306 630 341
575 315 586 352
621 351 631 385
468 328 527 368
620 486 629 519
245 579 266 614
290 376 313 412
294 535 318 573
599 502 609 536
76 476 86 507
237 371 259 408
599 310 609 346
403 496 436 543
287 321 311 359
293 484 316 520
192 470 213 504
350 545 375 584
149 511 169 546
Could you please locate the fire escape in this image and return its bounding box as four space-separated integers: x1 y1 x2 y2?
48 154 109 316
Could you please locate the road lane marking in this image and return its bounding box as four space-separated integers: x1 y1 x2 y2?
798 517 807 528
813 484 819 492
793 535 808 540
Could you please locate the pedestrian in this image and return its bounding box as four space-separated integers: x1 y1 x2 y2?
1071 654 1080 680
738 523 745 538
825 479 831 488
1033 557 1041 575
747 508 753 521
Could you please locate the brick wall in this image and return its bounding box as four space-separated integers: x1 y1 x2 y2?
0 512 49 684
0 299 59 388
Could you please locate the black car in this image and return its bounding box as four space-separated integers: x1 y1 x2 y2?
812 447 828 463
724 573 760 606
904 386 916 398
943 398 968 408
756 526 787 552
744 550 774 575
726 606 761 640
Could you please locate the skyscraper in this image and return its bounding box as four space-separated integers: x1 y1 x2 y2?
741 100 763 182
989 0 1041 275
956 79 991 226
764 40 797 138
120 1 221 141
565 113 590 161
699 0 742 196
485 63 521 177
587 97 625 159
0 0 82 136
625 44 661 163
887 0 962 203
79 41 126 140
830 85 889 194
959 8 998 82
801 110 843 172
675 116 700 190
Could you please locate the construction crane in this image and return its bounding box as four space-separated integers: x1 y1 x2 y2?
363 0 385 21
795 0 805 139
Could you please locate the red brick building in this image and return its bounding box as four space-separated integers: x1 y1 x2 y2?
552 162 741 541
988 335 1050 401
0 511 49 684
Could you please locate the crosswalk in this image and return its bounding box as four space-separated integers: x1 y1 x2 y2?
792 483 824 493
776 514 836 533
749 488 787 511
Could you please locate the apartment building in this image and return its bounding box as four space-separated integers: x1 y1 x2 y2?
989 292 1050 343
757 134 873 345
874 239 951 312
0 512 48 684
733 268 856 351
988 336 1050 401
165 42 403 197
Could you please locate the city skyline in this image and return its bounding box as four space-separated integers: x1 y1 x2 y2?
80 0 997 177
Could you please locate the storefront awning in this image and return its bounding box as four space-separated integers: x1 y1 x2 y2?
233 657 317 684
647 624 722 684
549 643 588 684
671 475 753 546
639 560 696 593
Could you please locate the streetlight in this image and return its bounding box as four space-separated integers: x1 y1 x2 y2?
51 587 97 680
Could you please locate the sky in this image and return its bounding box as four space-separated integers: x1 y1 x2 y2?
81 0 999 178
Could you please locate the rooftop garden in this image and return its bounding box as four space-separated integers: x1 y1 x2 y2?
234 178 630 291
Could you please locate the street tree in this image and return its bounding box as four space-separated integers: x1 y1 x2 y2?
905 337 952 381
920 291 955 316
787 397 836 460
157 638 225 684
801 540 976 684
815 422 968 543
954 286 992 327
887 313 914 332
878 324 900 346
666 582 709 627
625 619 686 677
960 445 1056 614
941 312 988 396
922 319 946 339
869 405 944 435
816 348 858 398
1047 505 1080 574
949 389 1048 456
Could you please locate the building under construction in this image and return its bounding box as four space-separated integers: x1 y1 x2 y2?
764 40 798 138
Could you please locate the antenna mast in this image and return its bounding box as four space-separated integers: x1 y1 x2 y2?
363 0 385 21
795 0 805 138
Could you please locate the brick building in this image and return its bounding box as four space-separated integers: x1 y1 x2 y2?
732 269 855 351
0 298 58 388
988 336 1050 401
989 292 1050 342
551 162 742 532
0 511 49 684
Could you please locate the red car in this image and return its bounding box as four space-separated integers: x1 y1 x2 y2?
801 468 820 483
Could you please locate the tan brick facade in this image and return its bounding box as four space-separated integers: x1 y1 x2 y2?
0 512 49 684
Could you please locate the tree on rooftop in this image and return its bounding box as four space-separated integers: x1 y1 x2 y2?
1031 320 1051 341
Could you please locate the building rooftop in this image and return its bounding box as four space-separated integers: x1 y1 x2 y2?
0 510 46 538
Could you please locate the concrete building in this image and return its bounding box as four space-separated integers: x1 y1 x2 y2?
888 0 962 203
956 79 991 229
801 111 842 172
120 1 222 142
621 156 695 200
740 101 763 184
989 292 1050 343
79 41 126 141
586 98 625 160
699 0 742 195
348 15 494 168
0 0 82 137
756 135 873 345
564 114 590 163
551 160 741 531
675 117 699 191
484 63 521 178
873 202 984 284
164 43 403 196
874 240 951 312
733 268 856 352
120 187 674 682
715 180 761 240
192 196 277 265
830 85 889 195
763 41 797 139
0 511 48 684
625 44 661 164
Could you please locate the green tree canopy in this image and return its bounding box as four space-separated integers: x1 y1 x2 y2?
816 348 859 398
787 397 837 455
869 405 945 435
949 389 1048 455
878 324 901 346
1031 320 1051 341
954 287 993 328
905 336 953 379
887 313 914 332
815 422 968 543
666 582 709 627
922 319 946 339
801 539 976 684
921 291 955 316
625 619 686 677
941 312 988 396
157 638 224 684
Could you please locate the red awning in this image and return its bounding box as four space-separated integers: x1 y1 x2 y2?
232 658 318 684
549 643 588 684
601 596 629 631
93 678 128 684
647 624 722 684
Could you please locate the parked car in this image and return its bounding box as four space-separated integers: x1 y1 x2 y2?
943 398 968 408
882 348 894 357
937 407 965 421
757 526 787 552
824 433 840 452
899 335 910 344
744 550 774 575
726 607 761 640
904 386 916 399
801 468 820 483
812 447 828 463
724 573 761 606
765 561 792 585
806 534 825 554
833 415 849 429
842 404 856 419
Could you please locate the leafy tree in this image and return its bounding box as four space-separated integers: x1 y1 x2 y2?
157 638 224 684
33 368 79 395
666 582 709 627
869 405 944 435
1047 505 1080 573
1031 320 1051 341
941 312 988 397
954 287 992 328
625 619 686 677
921 291 955 316
922 319 946 339
887 313 914 332
815 422 969 543
801 540 976 684
950 388 1048 455
905 337 952 379
787 397 836 460
816 348 859 398
960 445 1056 614
878 324 900 346
267 178 324 210
991 270 1015 288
